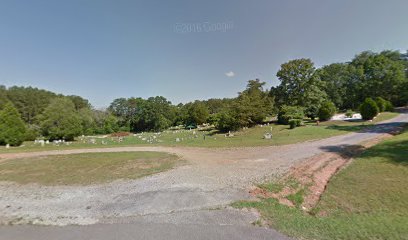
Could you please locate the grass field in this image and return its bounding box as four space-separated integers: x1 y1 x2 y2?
0 112 399 153
233 125 408 240
0 152 181 185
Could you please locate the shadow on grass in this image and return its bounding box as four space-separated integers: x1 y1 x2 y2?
360 139 408 165
320 129 408 165
319 144 366 158
326 122 408 134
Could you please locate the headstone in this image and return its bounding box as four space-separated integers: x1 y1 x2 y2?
6 144 10 149
175 138 180 142
263 133 272 139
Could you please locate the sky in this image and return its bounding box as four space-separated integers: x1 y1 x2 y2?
0 0 407 108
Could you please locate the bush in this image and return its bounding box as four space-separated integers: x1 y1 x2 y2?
374 97 387 112
318 101 336 121
384 100 394 112
38 98 83 141
216 111 240 132
289 119 303 129
0 103 27 146
278 105 305 125
24 125 40 141
345 110 354 118
360 98 379 120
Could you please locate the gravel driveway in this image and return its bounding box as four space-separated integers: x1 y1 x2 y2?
0 112 407 239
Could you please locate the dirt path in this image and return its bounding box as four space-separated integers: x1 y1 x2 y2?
0 112 407 227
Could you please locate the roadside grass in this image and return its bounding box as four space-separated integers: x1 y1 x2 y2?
0 112 399 153
233 125 408 240
286 189 305 208
0 152 181 185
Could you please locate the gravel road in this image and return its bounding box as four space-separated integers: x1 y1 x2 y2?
0 111 407 240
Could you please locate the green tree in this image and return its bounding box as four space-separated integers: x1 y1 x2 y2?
274 59 327 118
67 95 91 110
186 101 209 126
92 110 119 134
203 98 234 114
317 63 363 110
360 98 379 120
318 101 336 121
0 85 9 110
234 79 274 127
374 97 387 112
6 86 57 124
351 51 406 105
277 105 305 125
0 103 27 146
78 108 96 135
38 98 83 141
216 110 240 132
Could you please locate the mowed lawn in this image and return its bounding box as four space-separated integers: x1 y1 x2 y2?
0 152 181 185
233 125 408 240
0 112 399 153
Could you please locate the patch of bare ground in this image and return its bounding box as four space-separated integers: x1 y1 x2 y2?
250 126 405 212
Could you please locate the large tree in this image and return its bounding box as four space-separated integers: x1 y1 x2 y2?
351 51 407 105
214 79 273 131
5 86 57 124
317 63 364 110
185 101 209 126
0 102 27 146
38 98 83 141
234 79 274 126
274 58 327 118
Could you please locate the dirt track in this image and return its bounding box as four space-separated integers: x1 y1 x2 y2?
0 112 407 227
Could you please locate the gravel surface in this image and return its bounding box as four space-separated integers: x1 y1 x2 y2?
0 112 406 238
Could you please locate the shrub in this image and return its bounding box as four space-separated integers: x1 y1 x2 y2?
38 98 83 141
345 110 354 118
278 105 305 125
318 101 336 121
384 100 394 112
360 98 379 120
374 97 387 112
24 125 40 141
0 103 27 146
289 119 303 129
216 111 240 132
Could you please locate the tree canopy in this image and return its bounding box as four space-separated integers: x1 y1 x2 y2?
1 49 407 145
0 102 27 146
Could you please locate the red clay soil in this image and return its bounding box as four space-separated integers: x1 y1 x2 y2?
250 132 398 211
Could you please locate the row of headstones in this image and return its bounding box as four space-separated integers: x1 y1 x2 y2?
136 134 162 143
34 139 72 146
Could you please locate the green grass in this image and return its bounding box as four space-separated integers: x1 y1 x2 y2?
258 182 284 193
286 189 305 208
233 125 408 240
0 152 181 185
0 112 399 153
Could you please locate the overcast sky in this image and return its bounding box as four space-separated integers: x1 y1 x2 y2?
1 0 407 108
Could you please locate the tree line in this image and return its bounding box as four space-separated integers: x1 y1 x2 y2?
1 50 407 146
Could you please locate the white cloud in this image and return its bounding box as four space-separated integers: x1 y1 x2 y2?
225 71 235 77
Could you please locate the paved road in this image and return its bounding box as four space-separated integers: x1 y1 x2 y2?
0 222 291 240
0 111 407 240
